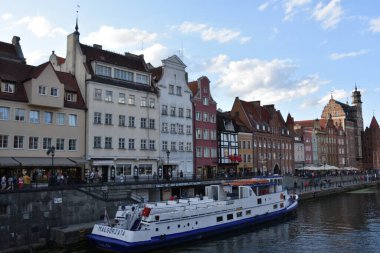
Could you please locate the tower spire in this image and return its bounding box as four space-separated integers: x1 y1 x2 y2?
74 3 80 35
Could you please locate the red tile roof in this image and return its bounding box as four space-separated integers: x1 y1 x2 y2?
187 80 198 96
369 116 379 129
0 41 18 61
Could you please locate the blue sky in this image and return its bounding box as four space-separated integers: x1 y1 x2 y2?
1 0 379 127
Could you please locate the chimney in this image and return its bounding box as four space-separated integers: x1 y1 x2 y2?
93 44 102 50
11 36 26 64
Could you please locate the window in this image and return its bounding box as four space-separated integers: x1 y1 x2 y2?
216 216 223 222
119 115 126 126
128 139 135 149
196 147 202 157
105 90 113 102
128 95 135 105
140 97 147 107
94 89 102 100
29 110 40 123
203 113 209 122
211 130 217 140
140 139 147 150
210 114 216 123
13 136 24 149
0 135 8 148
170 124 176 133
204 147 210 157
139 164 152 175
94 112 101 124
0 107 10 120
66 92 76 101
141 118 147 128
195 112 201 121
38 85 46 95
170 107 176 116
203 129 209 140
118 93 126 104
44 112 53 124
119 138 125 149
162 105 168 115
162 141 168 151
149 98 155 108
105 113 112 125
227 214 233 220
178 108 184 117
2 82 14 93
51 87 59 97
257 198 262 205
136 74 148 84
170 141 176 151
203 97 209 105
56 138 64 150
211 148 217 158
69 139 77 151
14 108 25 121
186 142 192 152
196 129 202 139
169 85 174 94
105 137 112 149
149 140 155 150
128 116 135 127
178 124 184 134
179 142 184 151
114 68 133 81
95 64 111 77
43 137 52 150
149 119 155 129
176 86 182 96
29 137 38 150
186 109 191 118
246 210 251 216
162 123 168 133
94 137 101 148
68 114 77 126
186 125 191 135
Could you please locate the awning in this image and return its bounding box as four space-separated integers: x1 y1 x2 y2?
0 157 21 167
92 160 115 166
67 157 87 165
13 157 78 167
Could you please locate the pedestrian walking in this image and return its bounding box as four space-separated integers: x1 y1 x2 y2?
1 175 6 190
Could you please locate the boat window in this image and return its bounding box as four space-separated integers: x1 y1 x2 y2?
155 215 160 221
178 224 180 228
227 214 234 220
280 203 284 208
156 228 159 232
196 221 198 225
257 198 262 205
216 216 223 222
246 210 251 216
273 204 278 209
236 212 242 218
167 226 170 230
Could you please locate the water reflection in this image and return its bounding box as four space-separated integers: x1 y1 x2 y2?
40 187 380 253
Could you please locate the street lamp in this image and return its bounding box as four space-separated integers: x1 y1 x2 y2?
46 146 55 186
166 150 170 180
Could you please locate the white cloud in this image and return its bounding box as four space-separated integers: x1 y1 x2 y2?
318 89 349 105
1 13 12 20
82 26 157 50
205 54 327 104
172 22 251 44
375 87 380 92
25 50 50 65
133 43 171 67
329 49 369 60
283 0 311 21
369 18 380 33
312 0 343 30
258 2 270 11
16 16 67 38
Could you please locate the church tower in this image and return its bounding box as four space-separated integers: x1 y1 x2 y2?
352 85 364 161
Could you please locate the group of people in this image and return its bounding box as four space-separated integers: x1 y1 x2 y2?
1 174 31 190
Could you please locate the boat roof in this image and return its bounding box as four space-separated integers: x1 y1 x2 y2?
223 178 270 187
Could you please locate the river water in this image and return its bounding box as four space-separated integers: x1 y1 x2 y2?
43 186 380 253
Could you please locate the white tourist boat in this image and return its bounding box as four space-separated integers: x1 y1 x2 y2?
87 176 298 252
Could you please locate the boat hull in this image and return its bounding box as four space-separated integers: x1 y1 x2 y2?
87 200 298 253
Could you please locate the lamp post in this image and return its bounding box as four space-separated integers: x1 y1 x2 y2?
166 150 170 180
46 146 55 186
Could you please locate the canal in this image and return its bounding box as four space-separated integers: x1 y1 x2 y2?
41 186 380 253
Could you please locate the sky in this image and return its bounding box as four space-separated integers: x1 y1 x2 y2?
1 0 379 127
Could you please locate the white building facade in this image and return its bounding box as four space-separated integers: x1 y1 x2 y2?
152 55 194 179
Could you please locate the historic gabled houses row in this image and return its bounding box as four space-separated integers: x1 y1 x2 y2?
1 25 379 184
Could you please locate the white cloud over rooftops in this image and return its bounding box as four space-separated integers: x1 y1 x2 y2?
312 0 343 30
16 16 67 38
172 22 251 44
205 54 327 105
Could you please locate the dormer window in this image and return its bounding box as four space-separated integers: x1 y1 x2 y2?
203 97 209 106
51 87 59 97
136 74 148 84
95 64 111 77
114 68 133 81
256 124 260 130
2 83 14 93
39 85 47 95
66 92 77 102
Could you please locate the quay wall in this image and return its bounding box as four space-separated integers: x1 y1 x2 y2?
0 187 122 252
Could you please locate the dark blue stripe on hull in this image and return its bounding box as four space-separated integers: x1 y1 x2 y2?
88 202 298 253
